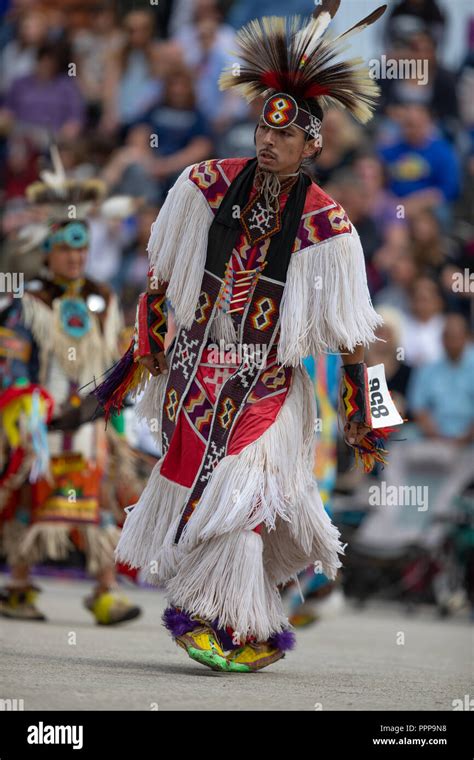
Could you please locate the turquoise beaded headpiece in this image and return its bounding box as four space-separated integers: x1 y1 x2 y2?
43 221 89 252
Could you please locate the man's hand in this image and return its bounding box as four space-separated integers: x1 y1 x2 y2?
344 420 371 445
138 351 168 377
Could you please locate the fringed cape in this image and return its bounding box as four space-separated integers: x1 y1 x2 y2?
147 157 383 364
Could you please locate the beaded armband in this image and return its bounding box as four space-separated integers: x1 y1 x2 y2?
341 362 372 426
340 362 395 473
135 292 167 358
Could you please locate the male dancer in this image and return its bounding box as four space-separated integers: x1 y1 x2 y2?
96 2 389 670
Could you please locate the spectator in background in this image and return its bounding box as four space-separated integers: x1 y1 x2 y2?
454 23 474 305
349 153 410 294
375 246 419 315
184 16 247 133
0 41 85 145
409 207 457 273
136 65 213 197
367 305 413 419
55 137 98 181
310 107 366 187
325 168 384 295
401 275 446 366
407 207 468 313
0 0 38 52
385 0 446 47
115 204 161 324
216 96 262 158
457 19 474 138
408 313 474 443
101 123 161 205
153 38 187 79
173 0 246 133
71 3 123 126
378 103 461 220
0 9 49 95
3 134 38 201
353 151 407 242
452 144 474 324
410 209 469 316
174 0 235 64
99 9 161 134
379 27 459 134
85 207 135 286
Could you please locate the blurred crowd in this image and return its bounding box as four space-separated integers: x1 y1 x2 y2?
0 0 473 447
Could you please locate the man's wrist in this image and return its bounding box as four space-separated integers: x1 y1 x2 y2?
341 361 372 426
134 291 168 359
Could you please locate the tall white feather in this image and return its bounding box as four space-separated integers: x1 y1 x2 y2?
39 144 67 195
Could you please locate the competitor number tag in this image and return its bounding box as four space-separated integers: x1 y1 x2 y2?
367 364 404 429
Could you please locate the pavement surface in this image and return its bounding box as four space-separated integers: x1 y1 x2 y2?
0 575 472 711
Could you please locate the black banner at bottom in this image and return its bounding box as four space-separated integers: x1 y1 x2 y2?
0 710 472 757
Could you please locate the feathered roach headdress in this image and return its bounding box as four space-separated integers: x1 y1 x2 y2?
22 146 135 255
26 145 106 220
219 1 387 139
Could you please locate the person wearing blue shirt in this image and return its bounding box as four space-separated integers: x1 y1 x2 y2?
379 103 461 221
408 313 474 442
133 66 213 199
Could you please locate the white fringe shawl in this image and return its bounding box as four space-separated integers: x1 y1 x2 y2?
148 170 382 364
134 371 169 446
147 163 214 330
277 226 384 366
147 162 241 345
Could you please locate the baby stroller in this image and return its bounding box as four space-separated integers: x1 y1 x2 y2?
344 436 474 616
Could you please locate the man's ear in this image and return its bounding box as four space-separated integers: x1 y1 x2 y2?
303 137 322 161
303 138 316 158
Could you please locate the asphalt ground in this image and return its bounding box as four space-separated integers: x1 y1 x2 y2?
1 575 472 712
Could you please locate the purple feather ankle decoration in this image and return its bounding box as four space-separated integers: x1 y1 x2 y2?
162 606 200 637
268 629 296 652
